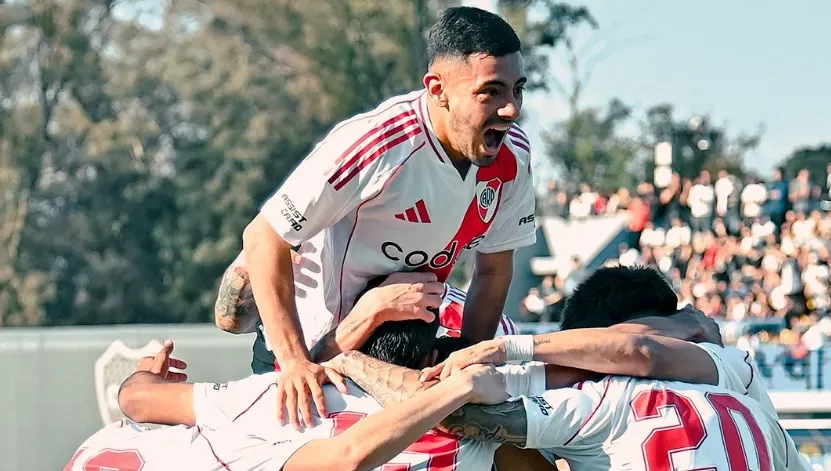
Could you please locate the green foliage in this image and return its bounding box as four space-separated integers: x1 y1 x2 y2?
541 99 639 193
780 145 831 186
0 0 438 326
639 104 761 181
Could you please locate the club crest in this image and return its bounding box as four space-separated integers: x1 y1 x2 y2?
94 339 163 425
475 178 502 223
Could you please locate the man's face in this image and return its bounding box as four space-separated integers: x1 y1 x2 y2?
440 52 526 166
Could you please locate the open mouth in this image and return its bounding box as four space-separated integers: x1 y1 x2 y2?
483 127 508 151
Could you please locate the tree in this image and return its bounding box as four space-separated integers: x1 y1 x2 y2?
639 104 762 182
541 98 638 193
0 0 449 326
780 145 831 186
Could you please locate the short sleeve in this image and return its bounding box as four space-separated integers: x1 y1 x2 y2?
193 373 279 430
261 114 417 245
694 343 776 417
497 362 547 398
520 387 598 450
477 147 537 254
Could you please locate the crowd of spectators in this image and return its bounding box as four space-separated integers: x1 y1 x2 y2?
523 165 831 355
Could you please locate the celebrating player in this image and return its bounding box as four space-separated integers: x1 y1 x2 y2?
336 266 810 470
65 325 511 471
231 6 535 429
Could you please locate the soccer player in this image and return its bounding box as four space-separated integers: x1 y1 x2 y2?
335 266 810 470
214 262 519 364
233 6 536 429
65 326 510 471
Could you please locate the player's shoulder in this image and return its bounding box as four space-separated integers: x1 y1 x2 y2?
503 124 532 171
322 90 427 169
333 90 425 145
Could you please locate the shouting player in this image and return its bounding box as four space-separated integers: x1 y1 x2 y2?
337 266 811 470
229 6 536 429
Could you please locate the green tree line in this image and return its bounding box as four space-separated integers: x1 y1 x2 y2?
0 0 825 326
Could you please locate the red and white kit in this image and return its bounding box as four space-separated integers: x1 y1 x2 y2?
518 343 810 470
257 89 535 349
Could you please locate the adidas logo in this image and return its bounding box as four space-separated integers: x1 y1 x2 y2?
394 199 432 223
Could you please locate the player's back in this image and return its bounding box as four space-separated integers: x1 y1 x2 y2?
527 376 792 471
194 373 500 470
64 418 288 471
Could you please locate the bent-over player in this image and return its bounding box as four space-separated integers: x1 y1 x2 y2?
335 266 810 470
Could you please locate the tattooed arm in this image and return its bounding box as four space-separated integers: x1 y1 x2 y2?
334 351 531 445
309 314 379 363
214 266 260 334
438 401 529 446
333 351 436 407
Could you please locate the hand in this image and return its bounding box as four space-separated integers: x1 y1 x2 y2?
321 353 347 375
455 364 508 405
354 272 444 324
276 359 349 430
677 304 723 347
136 340 188 383
419 339 506 382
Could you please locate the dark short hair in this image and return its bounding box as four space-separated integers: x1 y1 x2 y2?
427 7 521 65
360 314 440 370
559 266 678 330
356 275 441 369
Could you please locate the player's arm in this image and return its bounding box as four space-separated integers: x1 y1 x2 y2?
445 332 718 387
214 264 260 334
531 331 719 386
462 250 516 343
463 151 537 344
246 118 393 428
423 306 723 385
439 383 599 449
284 364 506 471
117 341 196 426
331 351 572 449
611 305 723 345
309 273 442 362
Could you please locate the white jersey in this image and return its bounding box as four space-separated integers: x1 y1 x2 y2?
253 277 521 353
192 366 542 471
67 364 545 471
695 343 811 470
519 343 810 471
64 418 301 471
258 89 536 349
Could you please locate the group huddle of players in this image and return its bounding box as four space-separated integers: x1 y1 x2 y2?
64 6 811 471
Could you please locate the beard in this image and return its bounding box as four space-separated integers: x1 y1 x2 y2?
448 112 495 166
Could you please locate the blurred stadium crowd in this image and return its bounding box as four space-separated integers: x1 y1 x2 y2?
523 165 831 353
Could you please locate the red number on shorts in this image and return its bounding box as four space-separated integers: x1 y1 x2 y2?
631 389 772 471
330 411 460 471
707 392 772 471
82 449 145 471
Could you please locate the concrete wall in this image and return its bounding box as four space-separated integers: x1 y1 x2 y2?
0 324 255 471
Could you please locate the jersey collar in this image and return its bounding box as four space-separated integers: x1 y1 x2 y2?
416 92 451 164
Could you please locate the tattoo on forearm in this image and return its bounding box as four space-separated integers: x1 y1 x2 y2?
438 401 528 446
214 267 257 333
310 316 367 362
339 351 432 408
534 338 551 346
